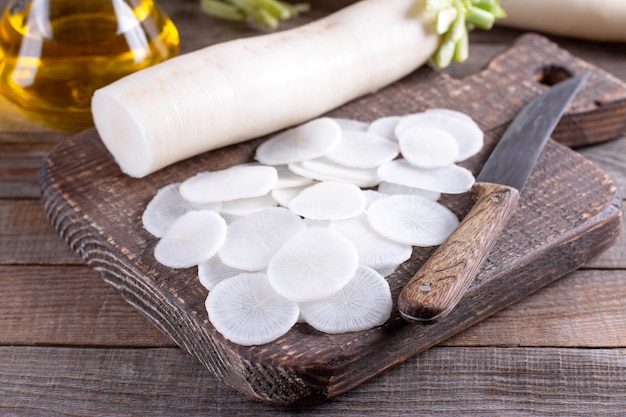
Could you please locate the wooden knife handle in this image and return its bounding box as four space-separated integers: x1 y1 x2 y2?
398 182 520 322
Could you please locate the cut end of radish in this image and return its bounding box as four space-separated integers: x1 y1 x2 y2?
92 88 153 178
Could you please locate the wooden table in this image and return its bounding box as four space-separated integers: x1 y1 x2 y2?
1 1 625 415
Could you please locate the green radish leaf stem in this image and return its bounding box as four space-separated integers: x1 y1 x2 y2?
199 0 504 67
200 0 309 29
427 0 506 68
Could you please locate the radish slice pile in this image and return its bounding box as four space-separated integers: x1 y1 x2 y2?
141 108 484 345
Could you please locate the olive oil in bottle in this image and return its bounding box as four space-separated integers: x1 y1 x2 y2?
0 0 179 131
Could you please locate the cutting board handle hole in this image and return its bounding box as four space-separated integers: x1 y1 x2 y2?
534 65 573 86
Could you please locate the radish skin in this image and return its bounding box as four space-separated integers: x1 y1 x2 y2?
498 0 626 42
92 0 439 178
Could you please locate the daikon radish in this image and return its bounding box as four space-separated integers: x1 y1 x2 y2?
92 0 504 178
498 0 626 42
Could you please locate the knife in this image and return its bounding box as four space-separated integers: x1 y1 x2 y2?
398 72 590 322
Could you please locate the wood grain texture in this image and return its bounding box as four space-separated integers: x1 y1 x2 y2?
444 269 626 348
0 265 173 346
0 132 70 198
0 200 81 265
38 34 624 405
1 346 625 416
399 182 520 321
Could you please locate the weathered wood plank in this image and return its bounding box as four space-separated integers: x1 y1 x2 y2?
0 265 173 346
583 206 626 269
579 136 626 195
0 200 81 265
0 133 68 198
444 269 626 348
0 346 624 416
2 265 623 348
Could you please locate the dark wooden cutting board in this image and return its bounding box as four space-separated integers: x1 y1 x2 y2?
40 34 624 406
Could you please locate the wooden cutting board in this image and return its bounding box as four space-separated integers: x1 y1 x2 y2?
40 34 625 406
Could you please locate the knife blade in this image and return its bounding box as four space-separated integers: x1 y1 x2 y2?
398 72 590 322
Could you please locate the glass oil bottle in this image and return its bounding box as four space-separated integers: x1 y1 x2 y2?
0 0 180 131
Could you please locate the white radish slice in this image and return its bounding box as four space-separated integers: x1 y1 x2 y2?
299 265 392 334
378 159 475 194
288 157 380 188
142 183 221 238
218 207 306 271
329 215 412 267
274 165 314 189
362 189 387 207
374 263 400 277
198 256 242 290
219 212 242 224
267 228 358 302
304 218 330 229
271 184 311 208
254 118 342 166
180 165 277 203
395 111 483 161
398 125 460 168
367 194 459 246
288 181 366 220
326 130 399 168
425 107 476 124
377 181 441 201
206 272 299 346
154 210 227 268
331 118 369 132
367 115 402 141
219 192 278 216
